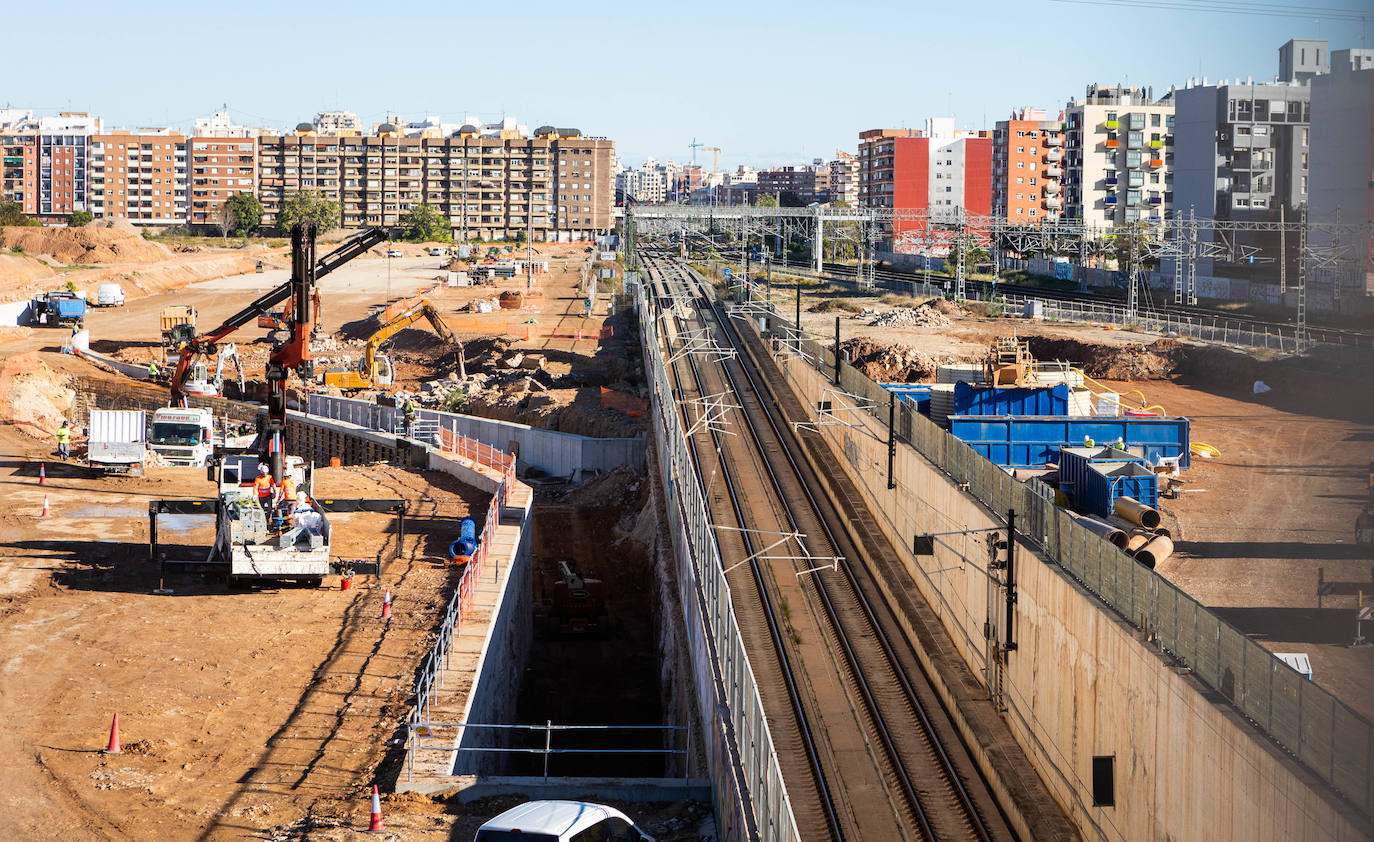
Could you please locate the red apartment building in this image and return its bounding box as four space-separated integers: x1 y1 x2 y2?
992 107 1065 225
188 137 257 230
859 119 992 252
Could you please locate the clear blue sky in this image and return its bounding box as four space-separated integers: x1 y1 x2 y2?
8 0 1366 169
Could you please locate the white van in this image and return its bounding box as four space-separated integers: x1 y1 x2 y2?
474 801 655 842
96 284 125 307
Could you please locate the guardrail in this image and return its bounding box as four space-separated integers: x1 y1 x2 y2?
403 432 517 782
739 273 1374 820
633 275 801 842
407 721 691 780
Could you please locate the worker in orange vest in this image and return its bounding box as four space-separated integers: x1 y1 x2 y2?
279 473 299 512
252 463 275 505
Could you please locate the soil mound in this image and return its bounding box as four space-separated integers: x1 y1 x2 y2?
841 338 947 382
1 225 170 265
1026 336 1187 380
869 301 953 328
0 352 75 437
83 216 141 235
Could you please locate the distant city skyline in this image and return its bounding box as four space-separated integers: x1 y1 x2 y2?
6 0 1366 169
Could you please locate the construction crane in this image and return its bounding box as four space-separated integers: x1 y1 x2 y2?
689 138 703 165
701 146 722 183
322 298 465 393
257 287 322 337
169 223 390 480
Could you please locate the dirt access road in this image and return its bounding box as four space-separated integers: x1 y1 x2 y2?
0 420 488 840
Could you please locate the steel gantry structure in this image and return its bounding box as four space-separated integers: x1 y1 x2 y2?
623 203 1371 346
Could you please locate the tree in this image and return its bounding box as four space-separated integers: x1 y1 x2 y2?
67 210 93 227
215 202 234 242
225 192 262 237
755 193 779 208
276 188 339 235
1108 221 1160 273
945 235 991 276
0 199 40 227
398 203 452 243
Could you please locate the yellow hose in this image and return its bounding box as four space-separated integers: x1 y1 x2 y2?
1191 442 1220 458
1069 366 1167 415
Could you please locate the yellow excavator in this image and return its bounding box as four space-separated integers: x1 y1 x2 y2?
322 299 464 392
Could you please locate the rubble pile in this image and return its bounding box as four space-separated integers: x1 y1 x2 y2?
868 304 952 329
840 338 947 382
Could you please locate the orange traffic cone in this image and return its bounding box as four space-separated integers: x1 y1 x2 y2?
40 494 49 517
103 712 121 754
366 783 385 833
38 463 46 485
381 589 392 620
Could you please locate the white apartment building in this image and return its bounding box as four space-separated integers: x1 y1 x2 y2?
313 110 363 133
193 110 257 138
828 151 859 205
1064 84 1176 225
617 166 668 203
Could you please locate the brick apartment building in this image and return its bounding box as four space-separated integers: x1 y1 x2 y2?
757 163 831 204
0 112 101 223
90 131 188 224
257 122 614 240
992 107 1066 225
188 137 257 230
859 119 992 250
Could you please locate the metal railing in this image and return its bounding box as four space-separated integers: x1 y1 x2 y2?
757 291 1374 819
633 277 802 842
407 721 692 780
402 433 517 782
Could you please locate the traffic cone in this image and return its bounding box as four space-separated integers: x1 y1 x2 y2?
40 494 49 517
103 712 121 754
366 783 385 833
38 463 45 485
381 589 392 620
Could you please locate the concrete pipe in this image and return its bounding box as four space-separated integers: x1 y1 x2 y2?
1074 514 1128 548
1125 532 1152 552
1114 496 1161 530
1134 534 1174 568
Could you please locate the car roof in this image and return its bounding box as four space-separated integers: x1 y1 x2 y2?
480 800 631 834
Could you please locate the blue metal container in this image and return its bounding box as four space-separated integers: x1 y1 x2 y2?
953 382 1069 417
1058 446 1158 517
880 383 934 415
948 415 1191 469
449 516 478 561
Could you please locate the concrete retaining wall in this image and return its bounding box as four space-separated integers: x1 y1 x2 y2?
0 299 31 326
776 351 1371 841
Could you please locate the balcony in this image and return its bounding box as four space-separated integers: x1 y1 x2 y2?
1046 135 1063 147
1044 181 1061 195
1044 165 1062 178
1046 149 1064 162
1104 139 1119 149
1045 196 1062 209
1149 158 1163 167
1149 140 1163 149
1149 196 1163 205
1105 177 1118 187
1103 120 1118 130
1104 196 1118 205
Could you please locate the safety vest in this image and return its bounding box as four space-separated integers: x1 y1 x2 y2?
280 477 298 502
148 362 159 375
253 475 274 498
402 401 415 416
56 426 70 444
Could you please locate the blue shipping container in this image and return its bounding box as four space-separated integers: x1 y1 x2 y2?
948 415 1191 469
953 381 1069 417
1058 446 1159 517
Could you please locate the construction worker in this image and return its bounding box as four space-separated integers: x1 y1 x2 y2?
148 359 160 381
56 419 71 460
401 397 417 435
279 472 299 512
253 463 275 505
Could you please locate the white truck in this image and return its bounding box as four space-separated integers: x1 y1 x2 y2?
149 407 216 467
213 453 331 583
87 409 146 476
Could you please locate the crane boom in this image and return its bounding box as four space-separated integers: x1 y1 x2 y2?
169 225 390 405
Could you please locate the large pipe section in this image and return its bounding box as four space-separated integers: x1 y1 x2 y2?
1134 534 1174 568
1114 496 1161 530
1073 514 1127 548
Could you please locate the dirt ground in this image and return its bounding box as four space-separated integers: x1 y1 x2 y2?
801 283 1374 723
0 410 492 840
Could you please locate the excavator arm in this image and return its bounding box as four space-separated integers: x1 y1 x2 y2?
339 300 465 389
169 226 390 405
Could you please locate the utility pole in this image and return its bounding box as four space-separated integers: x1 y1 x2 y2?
1127 227 1140 319
1296 205 1309 349
1279 204 1287 294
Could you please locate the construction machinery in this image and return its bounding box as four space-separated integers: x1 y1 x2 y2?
257 287 322 337
984 335 1033 386
548 561 606 636
183 343 245 398
322 298 464 393
30 290 86 328
161 305 198 365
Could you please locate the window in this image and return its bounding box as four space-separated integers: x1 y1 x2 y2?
1016 177 1024 184
1030 177 1037 185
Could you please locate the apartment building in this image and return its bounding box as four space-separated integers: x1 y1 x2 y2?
616 167 667 203
313 111 362 133
1063 84 1176 225
1308 47 1374 295
188 136 257 230
859 119 991 249
0 113 102 222
90 130 188 224
257 122 614 241
992 107 1065 224
757 164 831 205
828 151 859 205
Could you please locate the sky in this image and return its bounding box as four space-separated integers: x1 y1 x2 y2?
7 0 1369 169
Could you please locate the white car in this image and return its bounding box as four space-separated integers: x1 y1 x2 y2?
387 249 403 258
474 800 655 842
429 247 445 256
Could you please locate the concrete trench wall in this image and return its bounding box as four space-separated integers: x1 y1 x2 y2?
775 351 1371 842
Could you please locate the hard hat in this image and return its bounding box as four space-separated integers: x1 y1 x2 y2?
258 463 270 474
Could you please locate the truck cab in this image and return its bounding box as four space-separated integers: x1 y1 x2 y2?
149 407 216 466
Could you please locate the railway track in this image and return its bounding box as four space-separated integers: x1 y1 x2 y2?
644 251 1012 842
694 248 1373 346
